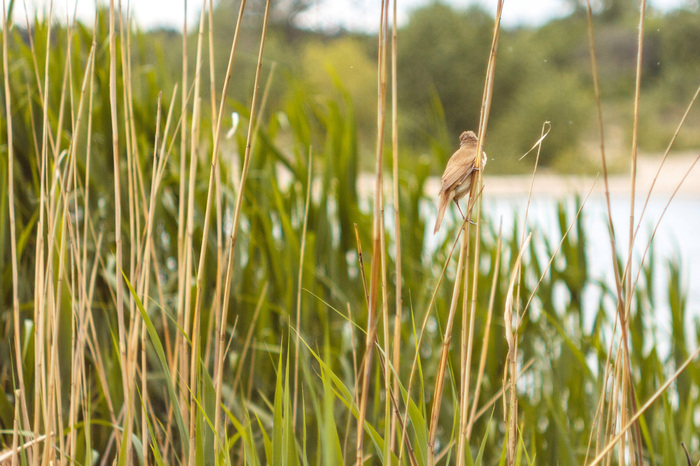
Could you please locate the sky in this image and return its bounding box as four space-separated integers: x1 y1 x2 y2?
4 0 695 31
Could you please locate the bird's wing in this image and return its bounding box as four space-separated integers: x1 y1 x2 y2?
439 147 477 193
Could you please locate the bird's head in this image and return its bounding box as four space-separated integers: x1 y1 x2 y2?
459 131 478 146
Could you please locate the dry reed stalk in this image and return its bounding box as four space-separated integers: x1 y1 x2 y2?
584 293 622 463
175 1 190 441
106 1 131 460
44 41 95 454
396 192 481 463
458 225 502 440
213 1 275 460
212 0 246 444
39 3 74 462
356 0 390 462
581 2 639 463
503 234 532 466
380 198 392 463
457 229 473 464
603 331 624 466
118 5 139 312
119 3 147 460
228 285 266 400
372 340 418 466
616 2 650 463
78 19 98 461
496 123 549 464
465 225 502 439
293 149 314 429
455 0 505 462
31 3 54 464
427 227 469 465
0 434 48 465
59 44 96 462
389 0 404 455
2 1 31 452
205 0 223 371
136 90 165 458
12 388 20 466
374 1 393 461
590 344 700 466
185 5 210 462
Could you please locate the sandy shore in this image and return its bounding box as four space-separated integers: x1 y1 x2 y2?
276 152 698 199
422 153 700 198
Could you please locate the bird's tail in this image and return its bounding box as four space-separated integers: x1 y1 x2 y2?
434 191 451 234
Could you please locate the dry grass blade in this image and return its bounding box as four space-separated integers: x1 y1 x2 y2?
520 177 598 319
633 81 700 241
0 434 48 464
630 152 700 302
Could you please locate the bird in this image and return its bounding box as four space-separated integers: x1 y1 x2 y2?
433 130 487 234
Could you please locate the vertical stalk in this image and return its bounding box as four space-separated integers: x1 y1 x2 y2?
210 2 275 462
389 0 403 454
356 0 389 462
2 2 31 452
185 5 208 461
622 2 647 462
466 226 502 439
427 228 469 465
108 0 131 459
33 3 54 464
176 2 189 437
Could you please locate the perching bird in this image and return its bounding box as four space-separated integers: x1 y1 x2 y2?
433 131 487 234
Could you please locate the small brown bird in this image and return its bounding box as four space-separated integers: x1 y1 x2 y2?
434 131 487 234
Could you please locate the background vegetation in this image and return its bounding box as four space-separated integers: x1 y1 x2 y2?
0 0 699 464
152 0 700 174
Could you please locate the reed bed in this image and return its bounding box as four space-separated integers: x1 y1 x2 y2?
1 0 699 464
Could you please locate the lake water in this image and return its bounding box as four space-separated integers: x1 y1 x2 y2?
479 193 700 334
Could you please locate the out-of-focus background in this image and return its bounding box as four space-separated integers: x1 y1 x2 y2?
12 0 700 175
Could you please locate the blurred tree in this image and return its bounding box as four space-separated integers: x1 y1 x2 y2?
300 37 377 146
562 0 641 22
214 0 315 39
396 2 492 148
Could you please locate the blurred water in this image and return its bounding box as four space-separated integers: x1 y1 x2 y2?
479 193 700 340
